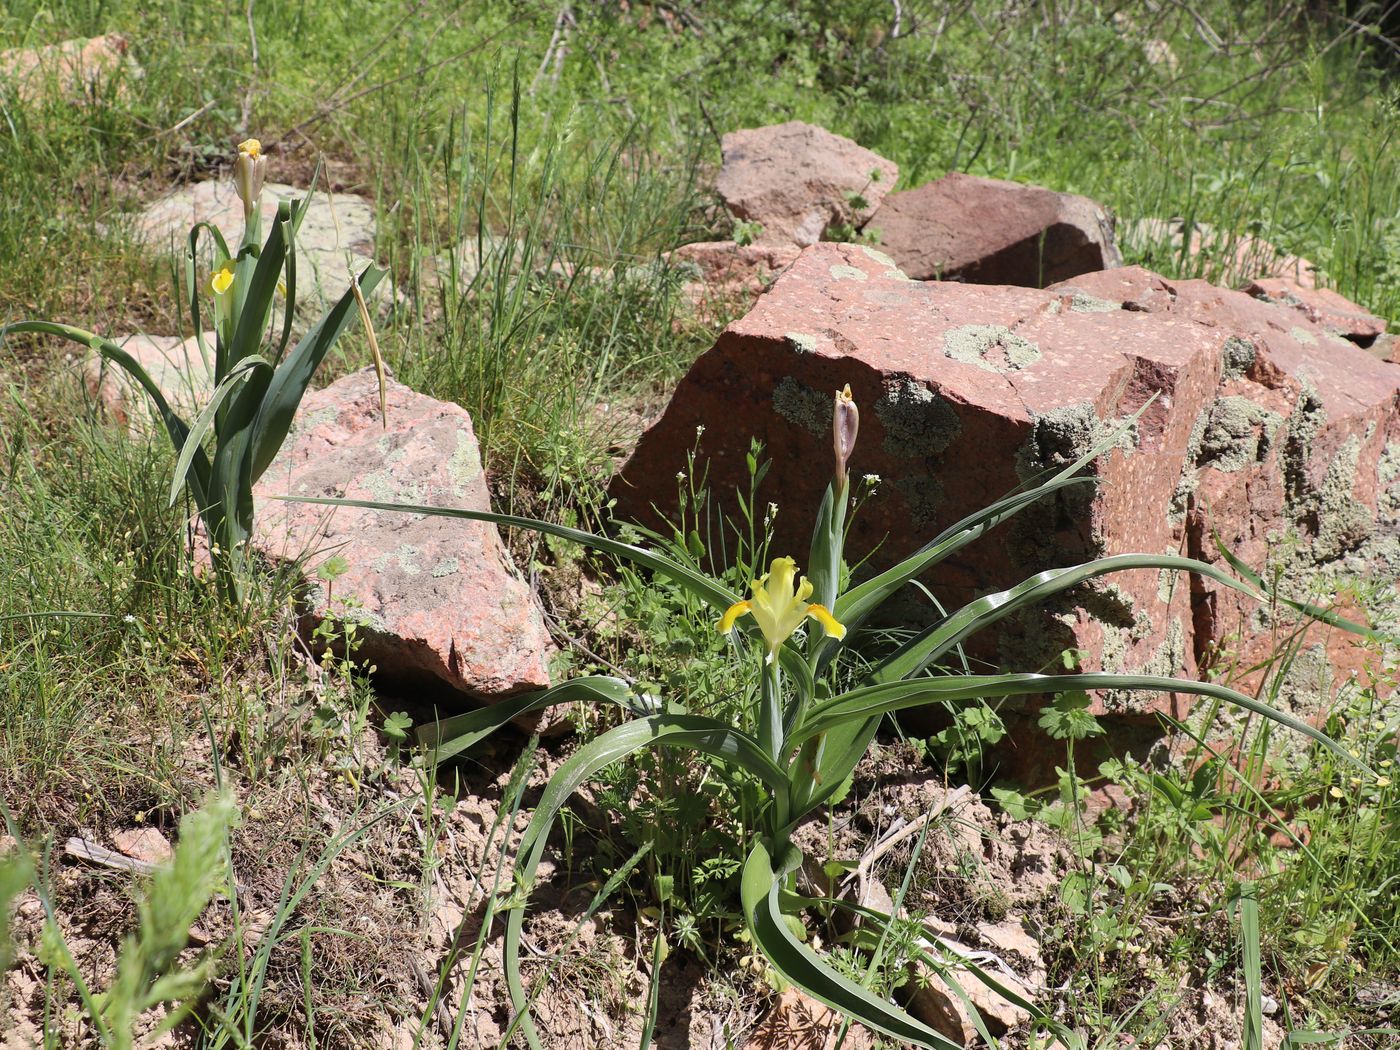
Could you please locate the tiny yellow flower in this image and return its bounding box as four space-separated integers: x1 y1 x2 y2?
209 262 235 296
1329 786 1344 799
718 556 846 660
1377 776 1392 788
237 138 262 158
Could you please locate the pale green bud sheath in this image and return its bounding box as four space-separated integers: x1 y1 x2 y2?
832 382 859 494
232 137 266 240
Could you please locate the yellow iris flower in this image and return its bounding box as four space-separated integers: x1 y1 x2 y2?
237 138 262 158
718 556 845 660
209 262 235 296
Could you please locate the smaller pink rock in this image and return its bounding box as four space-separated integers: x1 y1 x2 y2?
1243 277 1388 343
0 34 136 104
864 172 1121 286
670 241 800 310
716 122 899 247
111 828 173 866
82 333 212 435
254 367 554 702
1123 217 1317 288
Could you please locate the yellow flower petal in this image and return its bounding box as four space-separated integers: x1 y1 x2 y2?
717 600 752 634
209 263 235 296
237 138 262 158
805 603 846 640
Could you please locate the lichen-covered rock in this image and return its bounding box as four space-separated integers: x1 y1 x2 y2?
716 122 898 247
1055 266 1400 706
1243 277 1388 344
861 172 1121 286
669 240 801 313
613 246 1400 756
253 367 554 701
132 179 385 323
82 333 211 435
613 244 1220 721
0 34 137 104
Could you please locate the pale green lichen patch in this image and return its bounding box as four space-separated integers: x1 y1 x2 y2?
860 246 906 275
446 428 484 492
1289 325 1318 346
829 264 868 282
1015 402 1136 480
772 376 831 437
1198 396 1282 473
785 332 820 354
875 379 961 457
430 557 460 578
1313 434 1373 560
896 474 944 528
1379 441 1400 523
1281 379 1326 508
1100 616 1185 713
373 543 422 576
1220 336 1256 380
1068 292 1120 313
944 324 1041 374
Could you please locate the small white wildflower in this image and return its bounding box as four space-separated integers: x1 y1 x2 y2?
122 614 137 625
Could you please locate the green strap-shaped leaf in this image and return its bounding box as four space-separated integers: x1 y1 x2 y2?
793 671 1363 767
740 840 961 1050
868 553 1265 685
503 715 788 1050
274 495 742 612
415 676 646 762
227 206 290 367
185 221 230 374
0 322 212 514
246 264 387 485
167 354 270 507
831 475 1091 630
1212 534 1388 640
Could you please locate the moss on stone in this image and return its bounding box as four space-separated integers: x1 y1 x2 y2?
446 428 484 491
1220 336 1256 380
771 376 831 438
943 324 1042 374
1068 292 1120 313
875 378 962 457
829 264 868 282
785 332 820 354
1313 433 1373 561
1288 325 1318 346
1198 396 1283 473
895 473 945 528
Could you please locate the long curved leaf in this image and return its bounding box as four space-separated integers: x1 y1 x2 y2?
167 354 270 507
869 553 1265 685
740 840 961 1050
0 322 212 512
247 264 388 486
276 495 741 612
415 676 650 762
793 671 1362 767
503 715 790 1050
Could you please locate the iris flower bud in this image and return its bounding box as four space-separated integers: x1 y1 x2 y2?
833 383 859 491
233 138 266 222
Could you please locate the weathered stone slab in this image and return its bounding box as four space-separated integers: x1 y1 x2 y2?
1054 267 1400 708
0 34 137 104
613 244 1226 719
132 179 383 321
253 367 554 701
1244 277 1388 344
716 122 898 247
669 240 800 313
82 333 211 435
862 172 1121 286
614 245 1400 750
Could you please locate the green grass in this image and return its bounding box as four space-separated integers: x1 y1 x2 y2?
1 2 1398 1047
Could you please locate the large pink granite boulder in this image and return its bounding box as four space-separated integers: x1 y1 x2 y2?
611 244 1400 742
254 368 554 701
1057 267 1400 707
861 172 1121 287
716 122 899 248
